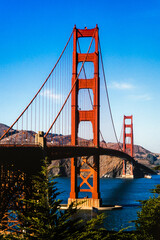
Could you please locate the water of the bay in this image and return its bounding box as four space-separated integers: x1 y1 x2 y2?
55 175 160 231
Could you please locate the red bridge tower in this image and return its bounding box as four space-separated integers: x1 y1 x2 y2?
122 115 134 178
68 25 101 208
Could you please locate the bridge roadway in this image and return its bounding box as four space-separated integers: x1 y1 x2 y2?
0 143 134 161
0 143 155 176
0 143 135 172
46 144 134 162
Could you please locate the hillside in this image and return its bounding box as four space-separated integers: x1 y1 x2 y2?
0 123 16 137
0 123 159 177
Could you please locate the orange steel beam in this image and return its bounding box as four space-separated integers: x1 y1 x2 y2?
70 25 100 200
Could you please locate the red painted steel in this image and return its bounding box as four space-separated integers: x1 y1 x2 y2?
45 27 95 139
123 115 133 156
123 115 133 175
70 25 100 200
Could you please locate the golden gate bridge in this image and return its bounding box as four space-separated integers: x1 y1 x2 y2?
0 25 148 230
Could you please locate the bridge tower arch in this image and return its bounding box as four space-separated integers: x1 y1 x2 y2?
68 25 101 208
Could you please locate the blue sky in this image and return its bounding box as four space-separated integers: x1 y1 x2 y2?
0 0 160 153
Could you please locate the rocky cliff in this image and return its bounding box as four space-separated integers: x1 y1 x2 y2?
48 154 156 178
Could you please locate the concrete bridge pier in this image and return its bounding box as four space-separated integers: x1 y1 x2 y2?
122 160 134 179
68 198 101 209
35 131 46 148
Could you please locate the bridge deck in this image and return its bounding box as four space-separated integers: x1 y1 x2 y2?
0 143 156 177
0 143 134 162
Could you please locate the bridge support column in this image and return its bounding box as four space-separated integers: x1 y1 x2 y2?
68 25 101 209
35 131 46 148
70 157 78 199
122 160 134 178
68 198 101 209
92 155 100 199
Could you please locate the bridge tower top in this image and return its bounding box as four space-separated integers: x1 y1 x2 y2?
123 115 133 157
71 25 99 147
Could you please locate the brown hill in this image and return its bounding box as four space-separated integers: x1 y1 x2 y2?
0 123 158 177
0 123 15 137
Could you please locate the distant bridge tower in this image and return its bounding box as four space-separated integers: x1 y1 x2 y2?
122 115 134 178
68 25 101 208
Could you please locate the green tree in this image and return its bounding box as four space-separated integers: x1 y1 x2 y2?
134 184 160 240
2 159 106 240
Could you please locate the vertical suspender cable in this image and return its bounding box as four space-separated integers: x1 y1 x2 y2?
99 40 122 150
42 87 44 132
45 28 96 138
22 115 23 144
46 81 47 134
31 104 32 142
0 30 73 141
39 94 40 134
35 98 36 137
77 39 107 147
55 69 56 139
49 74 51 137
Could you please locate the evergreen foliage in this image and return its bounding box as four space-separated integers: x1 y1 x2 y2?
1 159 106 239
134 184 160 240
1 158 160 240
153 165 160 171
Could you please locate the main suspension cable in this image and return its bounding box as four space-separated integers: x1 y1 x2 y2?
0 29 74 141
45 27 96 137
